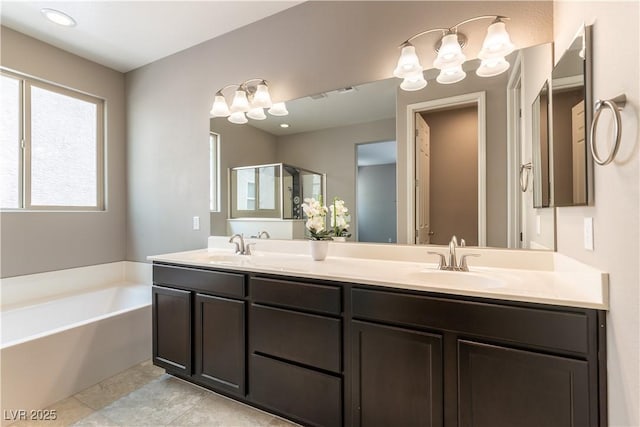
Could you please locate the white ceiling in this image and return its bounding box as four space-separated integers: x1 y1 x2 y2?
0 1 303 72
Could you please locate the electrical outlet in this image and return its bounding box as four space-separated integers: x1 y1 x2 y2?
584 217 594 251
536 215 541 235
192 216 200 231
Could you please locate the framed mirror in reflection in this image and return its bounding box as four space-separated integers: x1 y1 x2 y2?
211 43 555 250
532 80 551 208
549 24 592 206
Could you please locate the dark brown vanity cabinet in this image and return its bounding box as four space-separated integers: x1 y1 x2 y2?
457 340 590 427
152 264 247 397
152 263 605 427
351 287 605 427
351 321 443 427
152 285 191 375
249 276 343 427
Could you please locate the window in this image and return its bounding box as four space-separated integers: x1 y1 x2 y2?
209 132 220 212
0 71 104 210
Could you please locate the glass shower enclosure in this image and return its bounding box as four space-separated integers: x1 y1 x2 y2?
229 163 325 219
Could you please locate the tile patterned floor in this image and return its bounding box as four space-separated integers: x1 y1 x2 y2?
10 361 298 427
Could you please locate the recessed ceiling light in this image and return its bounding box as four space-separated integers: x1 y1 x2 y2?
280 123 290 128
41 8 77 27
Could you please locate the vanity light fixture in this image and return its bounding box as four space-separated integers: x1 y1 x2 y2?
41 8 77 27
210 79 288 124
393 15 515 91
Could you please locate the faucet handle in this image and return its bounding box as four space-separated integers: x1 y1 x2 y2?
427 252 447 270
458 253 480 272
245 243 256 255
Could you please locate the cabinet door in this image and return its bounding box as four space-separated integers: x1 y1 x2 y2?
152 285 191 375
194 293 246 396
351 321 443 427
458 340 591 427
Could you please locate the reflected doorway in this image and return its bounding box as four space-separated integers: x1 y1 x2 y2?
408 92 486 246
356 141 397 243
418 106 479 245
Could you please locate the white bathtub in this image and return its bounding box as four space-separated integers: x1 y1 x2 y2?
0 262 152 423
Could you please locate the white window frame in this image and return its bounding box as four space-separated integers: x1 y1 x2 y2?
209 132 220 212
1 69 105 211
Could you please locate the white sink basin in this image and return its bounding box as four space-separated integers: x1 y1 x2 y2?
409 269 506 288
191 252 250 264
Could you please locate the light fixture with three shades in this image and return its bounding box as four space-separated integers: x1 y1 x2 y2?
393 15 515 91
210 78 288 124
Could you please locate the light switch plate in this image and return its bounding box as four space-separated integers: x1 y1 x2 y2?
192 216 200 231
536 215 541 235
584 217 594 251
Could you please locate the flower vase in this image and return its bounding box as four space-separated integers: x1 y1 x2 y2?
309 240 329 261
332 236 347 242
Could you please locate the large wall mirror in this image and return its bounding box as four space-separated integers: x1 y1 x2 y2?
549 24 593 206
211 42 555 250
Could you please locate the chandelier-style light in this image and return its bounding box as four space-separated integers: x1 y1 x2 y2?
210 79 288 124
393 16 515 91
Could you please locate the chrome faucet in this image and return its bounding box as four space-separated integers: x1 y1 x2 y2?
257 230 270 239
229 234 245 255
448 235 459 269
428 235 479 272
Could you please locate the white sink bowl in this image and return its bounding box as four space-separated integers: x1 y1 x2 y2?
409 269 506 288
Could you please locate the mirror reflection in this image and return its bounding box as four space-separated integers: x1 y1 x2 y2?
532 80 550 208
550 26 589 206
230 163 324 219
211 43 555 249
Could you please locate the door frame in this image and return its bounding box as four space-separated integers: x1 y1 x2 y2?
507 53 523 248
405 91 486 246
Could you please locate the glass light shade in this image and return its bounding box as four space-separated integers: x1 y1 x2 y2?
251 84 273 109
400 71 427 91
478 21 515 59
210 95 230 117
436 65 466 84
228 111 248 124
476 57 510 77
247 107 267 120
433 34 466 69
230 89 250 113
393 44 424 78
268 102 289 116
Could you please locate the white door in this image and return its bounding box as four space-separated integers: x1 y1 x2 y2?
415 113 431 244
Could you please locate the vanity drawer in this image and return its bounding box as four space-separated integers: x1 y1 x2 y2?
352 288 590 355
250 353 342 427
250 276 341 315
251 304 341 373
153 264 245 298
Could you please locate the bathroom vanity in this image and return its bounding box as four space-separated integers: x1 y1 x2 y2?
149 240 607 427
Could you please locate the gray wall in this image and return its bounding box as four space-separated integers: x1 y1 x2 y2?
357 164 397 243
0 27 126 278
125 1 553 262
276 118 395 236
209 118 278 235
553 2 639 425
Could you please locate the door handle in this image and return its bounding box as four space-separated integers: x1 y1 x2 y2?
428 231 435 236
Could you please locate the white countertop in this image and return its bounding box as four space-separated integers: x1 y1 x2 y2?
148 238 609 310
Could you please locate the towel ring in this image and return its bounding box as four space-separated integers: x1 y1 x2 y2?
519 162 532 192
590 94 626 166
